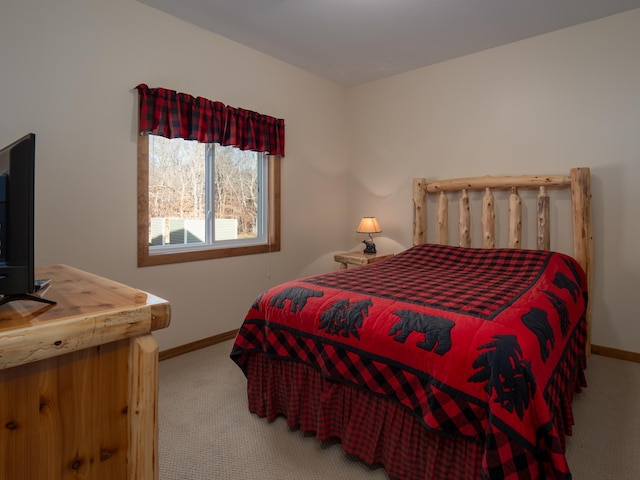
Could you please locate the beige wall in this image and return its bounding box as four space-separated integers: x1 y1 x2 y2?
347 9 640 353
1 2 638 354
0 0 350 350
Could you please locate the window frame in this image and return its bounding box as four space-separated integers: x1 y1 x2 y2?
137 134 281 267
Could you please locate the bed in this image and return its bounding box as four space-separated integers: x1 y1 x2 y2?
230 168 593 480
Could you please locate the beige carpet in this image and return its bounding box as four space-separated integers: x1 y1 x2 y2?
158 340 640 479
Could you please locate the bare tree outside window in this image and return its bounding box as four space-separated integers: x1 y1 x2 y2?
148 135 262 246
212 144 259 238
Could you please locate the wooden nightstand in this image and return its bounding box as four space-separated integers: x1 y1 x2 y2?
334 251 394 269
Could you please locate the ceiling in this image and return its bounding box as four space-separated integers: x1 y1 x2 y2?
138 0 640 87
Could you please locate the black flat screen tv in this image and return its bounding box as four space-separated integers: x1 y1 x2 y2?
0 133 55 306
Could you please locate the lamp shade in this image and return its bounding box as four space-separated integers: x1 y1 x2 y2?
356 217 382 234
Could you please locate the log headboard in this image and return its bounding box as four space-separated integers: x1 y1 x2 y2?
412 167 593 352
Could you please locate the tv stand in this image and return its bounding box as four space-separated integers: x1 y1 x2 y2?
0 292 57 306
0 264 171 480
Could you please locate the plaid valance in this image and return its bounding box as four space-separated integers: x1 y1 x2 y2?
135 84 285 156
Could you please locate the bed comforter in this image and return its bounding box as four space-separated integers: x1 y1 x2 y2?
231 243 588 480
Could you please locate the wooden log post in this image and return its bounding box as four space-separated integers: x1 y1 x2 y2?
537 186 550 250
570 167 593 355
459 189 471 247
482 188 495 248
509 187 522 248
413 178 426 245
437 191 449 245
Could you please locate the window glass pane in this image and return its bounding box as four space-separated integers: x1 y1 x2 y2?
213 145 262 241
148 135 206 247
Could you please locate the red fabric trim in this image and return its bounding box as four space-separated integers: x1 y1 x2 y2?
246 353 483 480
135 84 285 156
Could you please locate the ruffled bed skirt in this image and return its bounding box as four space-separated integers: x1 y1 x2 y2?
246 353 483 480
241 313 587 480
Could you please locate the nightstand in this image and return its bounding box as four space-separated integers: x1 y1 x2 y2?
334 251 394 269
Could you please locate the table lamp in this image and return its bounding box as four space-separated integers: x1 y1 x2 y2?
356 217 382 254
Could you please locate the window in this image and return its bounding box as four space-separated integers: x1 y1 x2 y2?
137 134 280 266
134 84 284 266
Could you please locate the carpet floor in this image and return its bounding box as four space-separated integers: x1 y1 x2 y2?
158 340 640 479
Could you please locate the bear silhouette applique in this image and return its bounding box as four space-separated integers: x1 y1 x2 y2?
389 310 454 355
521 307 555 362
269 286 323 312
542 289 570 336
318 298 373 339
552 271 580 302
561 256 584 288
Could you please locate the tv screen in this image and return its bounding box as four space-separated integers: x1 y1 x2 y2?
0 133 54 306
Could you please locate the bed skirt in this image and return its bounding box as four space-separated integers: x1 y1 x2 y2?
246 353 484 480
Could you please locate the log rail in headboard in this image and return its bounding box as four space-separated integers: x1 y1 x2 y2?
412 167 593 353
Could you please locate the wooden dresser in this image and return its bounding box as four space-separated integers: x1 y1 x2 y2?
0 265 171 480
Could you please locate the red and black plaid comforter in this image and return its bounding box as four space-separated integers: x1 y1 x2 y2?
231 244 588 480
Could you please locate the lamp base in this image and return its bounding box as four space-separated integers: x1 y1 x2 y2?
362 239 377 255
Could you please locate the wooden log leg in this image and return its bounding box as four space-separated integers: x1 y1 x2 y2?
129 334 159 480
